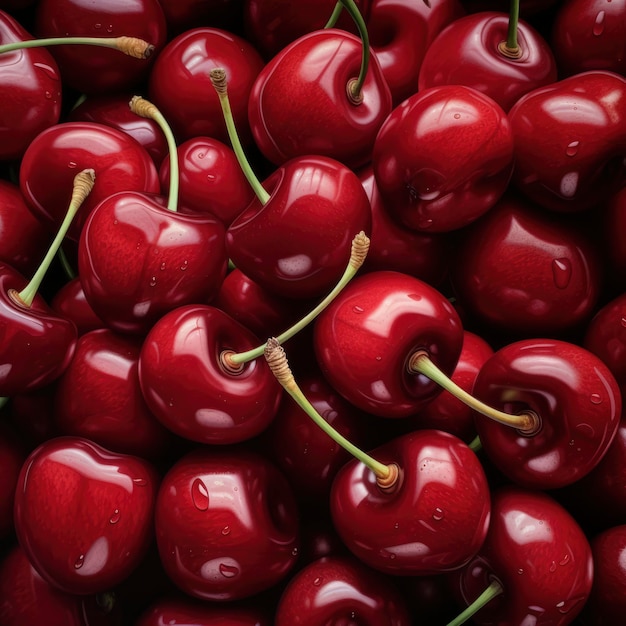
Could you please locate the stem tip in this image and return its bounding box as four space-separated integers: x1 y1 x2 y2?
210 68 228 94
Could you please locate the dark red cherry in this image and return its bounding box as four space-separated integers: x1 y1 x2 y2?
0 421 25 538
51 277 104 336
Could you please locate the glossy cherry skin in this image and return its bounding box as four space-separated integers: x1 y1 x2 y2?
314 270 463 418
0 263 77 397
580 525 626 625
148 27 264 146
604 187 626 284
138 304 282 445
68 94 168 168
154 447 300 601
53 328 172 460
331 429 490 575
248 29 392 170
0 544 123 626
19 121 160 242
78 191 227 335
452 487 593 625
418 12 557 112
275 555 411 625
508 70 626 213
473 338 622 490
34 0 167 95
450 193 602 336
551 0 626 78
368 0 464 106
0 421 25 538
51 277 104 336
372 84 514 233
0 10 61 162
226 155 372 299
159 137 254 227
14 436 158 595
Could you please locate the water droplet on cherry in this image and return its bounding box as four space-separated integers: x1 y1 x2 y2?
219 562 239 578
94 23 101 29
191 478 210 511
590 393 602 405
549 561 557 572
180 260 188 271
221 525 230 536
432 507 444 521
517 568 524 575
109 509 121 524
352 305 364 314
593 11 605 35
74 554 85 569
149 276 157 287
565 141 580 157
620 316 626 327
552 258 572 289
106 24 113 33
160 262 166 271
313 577 322 586
68 161 77 169
133 477 147 486
576 422 596 438
559 554 571 566
44 91 52 99
453 113 461 119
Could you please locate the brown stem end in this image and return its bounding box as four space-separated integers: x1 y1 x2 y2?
346 78 363 105
115 36 155 59
71 169 96 207
377 462 400 491
349 231 370 270
220 350 245 375
129 95 158 120
497 41 522 59
264 337 294 388
210 68 228 95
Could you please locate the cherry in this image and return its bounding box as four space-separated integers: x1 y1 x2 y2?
51 276 104 336
14 436 158 595
372 84 514 233
0 420 25 538
154 446 300 601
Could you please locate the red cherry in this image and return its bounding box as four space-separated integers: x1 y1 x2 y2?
14 436 158 595
0 421 25 538
51 277 104 336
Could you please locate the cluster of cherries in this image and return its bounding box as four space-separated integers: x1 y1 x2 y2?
1 0 625 624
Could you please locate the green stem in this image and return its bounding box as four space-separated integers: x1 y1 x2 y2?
446 579 504 626
499 0 521 58
339 0 370 103
325 1 343 28
57 246 76 280
0 397 9 411
227 231 369 366
264 338 398 488
468 435 482 453
16 170 95 307
129 96 179 212
0 36 154 59
408 351 540 434
209 68 270 205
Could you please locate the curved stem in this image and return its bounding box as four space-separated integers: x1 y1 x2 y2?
408 351 540 434
0 36 154 58
264 338 398 489
325 1 344 28
129 96 179 212
339 0 370 103
16 169 95 308
209 68 270 205
446 579 504 626
498 0 521 58
468 435 482 453
225 231 369 367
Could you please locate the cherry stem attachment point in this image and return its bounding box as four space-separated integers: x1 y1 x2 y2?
222 231 370 368
408 351 540 434
446 578 504 626
264 337 398 487
339 0 370 103
498 0 521 59
14 169 95 308
129 95 179 212
0 36 154 58
209 67 270 205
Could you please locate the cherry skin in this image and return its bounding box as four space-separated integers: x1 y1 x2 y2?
248 28 392 170
314 270 464 418
53 328 173 460
551 0 626 78
51 277 104 336
154 446 300 601
603 187 626 285
78 191 228 336
450 193 602 336
372 84 514 233
275 555 411 625
508 70 626 213
0 420 25 538
452 486 593 625
19 121 160 242
13 436 158 595
0 10 61 162
473 338 622 490
159 0 246 36
148 27 264 146
138 304 282 445
330 429 491 575
34 0 167 95
226 155 372 300
418 11 557 112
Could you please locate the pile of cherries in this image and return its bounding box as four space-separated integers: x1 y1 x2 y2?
1 0 625 624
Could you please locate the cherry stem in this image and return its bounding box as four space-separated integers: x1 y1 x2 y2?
14 169 95 308
446 578 504 626
57 246 76 280
264 337 398 488
129 96 179 212
408 351 540 434
468 435 482 453
339 0 370 103
0 36 154 59
223 231 370 368
498 0 522 59
209 68 270 205
324 1 343 28
0 397 8 410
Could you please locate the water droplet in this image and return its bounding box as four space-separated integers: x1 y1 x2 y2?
549 561 557 572
133 477 147 486
590 393 602 405
565 140 580 157
168 399 174 407
180 260 188 271
109 509 120 524
74 554 85 569
620 316 626 327
94 23 102 29
569 439 575 446
149 276 157 287
219 562 239 578
576 423 596 438
44 90 52 99
556 596 585 615
352 305 364 314
375 356 382 361
432 507 444 521
160 261 166 271
197 152 205 159
552 258 572 289
291 547 299 556
593 11 605 35
136 242 141 250
106 24 113 33
313 576 322 586
221 526 230 536
207 174 215 181
389 553 396 560
113 219 118 225
350 612 356 620
68 161 77 169
417 215 435 228
33 62 59 80
559 554 571 566
453 112 461 119
191 478 210 511
517 568 524 575
394 522 399 529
